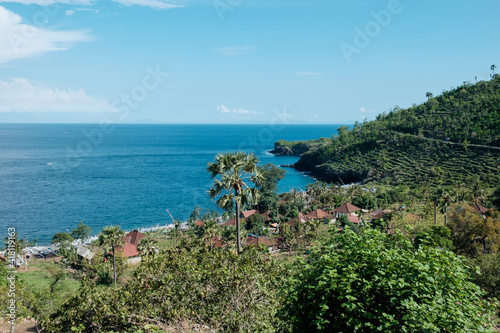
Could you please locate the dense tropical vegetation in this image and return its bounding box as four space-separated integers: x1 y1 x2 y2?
278 76 500 186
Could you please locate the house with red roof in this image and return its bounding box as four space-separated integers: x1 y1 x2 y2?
242 210 258 219
210 237 225 249
304 209 332 222
334 203 361 216
244 235 277 252
260 210 282 222
348 214 361 224
222 217 238 227
194 220 205 227
114 230 147 263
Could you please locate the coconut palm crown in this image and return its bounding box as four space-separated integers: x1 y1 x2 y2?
98 225 125 286
207 152 264 254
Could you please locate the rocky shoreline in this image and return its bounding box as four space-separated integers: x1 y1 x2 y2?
271 139 370 185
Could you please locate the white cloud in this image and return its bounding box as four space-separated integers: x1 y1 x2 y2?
0 6 93 63
359 107 373 113
213 46 257 56
0 0 185 9
295 72 321 76
65 9 75 15
0 78 117 112
274 107 294 119
0 0 94 4
112 0 184 9
0 0 183 9
217 104 262 115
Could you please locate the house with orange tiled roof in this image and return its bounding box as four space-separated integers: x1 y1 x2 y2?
244 235 277 252
194 220 205 227
242 210 258 219
348 214 361 224
114 230 147 264
222 217 238 227
123 230 146 247
334 203 361 216
211 237 225 249
304 209 332 222
261 210 282 222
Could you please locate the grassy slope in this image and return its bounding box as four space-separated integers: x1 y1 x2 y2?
293 77 500 187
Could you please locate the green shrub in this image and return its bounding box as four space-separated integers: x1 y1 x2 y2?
280 227 496 332
43 242 284 332
471 252 500 299
413 225 454 251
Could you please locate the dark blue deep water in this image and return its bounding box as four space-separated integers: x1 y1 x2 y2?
0 124 341 244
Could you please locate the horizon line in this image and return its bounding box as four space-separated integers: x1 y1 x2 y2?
0 122 355 126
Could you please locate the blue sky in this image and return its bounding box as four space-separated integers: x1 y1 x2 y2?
0 0 499 124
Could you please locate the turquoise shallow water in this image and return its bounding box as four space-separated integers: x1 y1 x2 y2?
0 124 341 244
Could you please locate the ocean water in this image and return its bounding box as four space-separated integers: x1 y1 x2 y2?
0 124 341 244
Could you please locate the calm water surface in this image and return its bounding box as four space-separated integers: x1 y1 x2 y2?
0 124 341 244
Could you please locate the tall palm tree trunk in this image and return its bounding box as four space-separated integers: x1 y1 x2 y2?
236 198 241 254
112 246 117 287
434 204 437 224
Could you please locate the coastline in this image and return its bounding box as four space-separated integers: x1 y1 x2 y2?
0 221 193 258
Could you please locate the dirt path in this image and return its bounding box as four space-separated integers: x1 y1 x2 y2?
394 131 500 150
0 319 37 333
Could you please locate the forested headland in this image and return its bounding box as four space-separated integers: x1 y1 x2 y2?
274 76 500 187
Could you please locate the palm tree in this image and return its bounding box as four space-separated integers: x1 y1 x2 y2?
440 190 452 225
98 225 125 287
470 181 486 204
426 92 433 100
137 237 157 262
170 219 182 247
200 218 221 250
491 64 497 77
207 152 264 254
307 219 322 238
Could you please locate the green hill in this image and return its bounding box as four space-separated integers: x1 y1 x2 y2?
283 76 500 187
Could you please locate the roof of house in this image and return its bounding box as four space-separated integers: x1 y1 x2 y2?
118 242 140 258
287 213 305 228
472 203 489 215
77 245 94 260
123 230 146 247
0 254 5 262
370 210 385 220
261 210 282 221
112 230 147 258
335 203 361 214
348 215 361 224
245 235 274 247
194 220 204 227
211 237 225 248
222 217 237 226
304 209 331 220
242 210 258 219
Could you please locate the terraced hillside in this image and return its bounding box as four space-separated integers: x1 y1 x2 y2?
283 76 500 187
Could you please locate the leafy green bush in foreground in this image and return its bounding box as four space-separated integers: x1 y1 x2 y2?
43 242 285 332
280 227 497 332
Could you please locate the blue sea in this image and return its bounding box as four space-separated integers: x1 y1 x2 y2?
0 124 341 244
